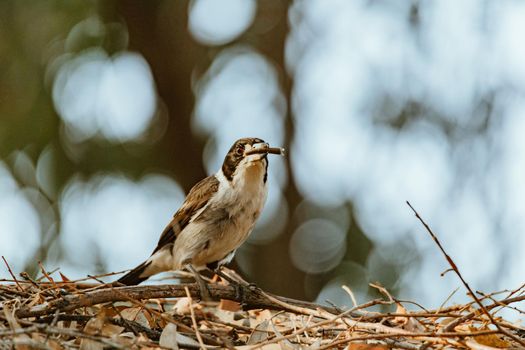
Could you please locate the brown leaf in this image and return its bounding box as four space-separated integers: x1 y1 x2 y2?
79 338 103 350
470 328 510 349
80 310 106 350
348 343 389 350
247 320 270 345
237 345 282 350
47 339 65 350
120 307 149 328
83 309 106 335
101 323 124 337
219 299 241 312
213 308 235 324
59 272 71 282
392 304 408 326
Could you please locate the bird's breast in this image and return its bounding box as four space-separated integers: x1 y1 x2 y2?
171 161 269 269
216 160 268 234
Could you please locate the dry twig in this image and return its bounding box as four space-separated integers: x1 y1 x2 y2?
407 201 525 347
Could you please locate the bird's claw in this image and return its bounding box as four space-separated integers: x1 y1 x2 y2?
196 281 212 301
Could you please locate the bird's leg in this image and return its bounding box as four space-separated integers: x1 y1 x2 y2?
210 266 261 306
209 266 245 286
185 264 211 301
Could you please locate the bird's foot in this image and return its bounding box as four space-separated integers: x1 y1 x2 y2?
186 264 212 301
230 281 261 307
195 280 212 302
213 268 244 286
210 267 262 306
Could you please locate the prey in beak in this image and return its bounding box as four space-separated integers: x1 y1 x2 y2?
245 143 285 156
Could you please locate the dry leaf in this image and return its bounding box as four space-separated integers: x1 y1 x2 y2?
404 317 425 332
470 327 510 349
159 323 179 350
247 319 270 345
47 339 65 350
213 309 235 324
219 299 241 312
59 272 71 282
79 338 103 350
172 297 192 315
269 320 297 350
101 323 124 337
465 339 507 350
120 307 149 328
348 343 389 350
83 309 106 335
392 304 408 326
142 308 156 328
255 309 273 322
80 310 106 350
3 304 32 350
120 307 141 320
237 345 282 350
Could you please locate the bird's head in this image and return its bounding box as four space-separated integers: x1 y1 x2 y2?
221 137 284 182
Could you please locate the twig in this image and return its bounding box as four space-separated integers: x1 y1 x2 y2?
35 267 60 282
185 286 206 349
5 278 525 348
477 290 524 315
444 294 525 332
316 328 502 350
14 283 342 319
38 262 59 297
342 285 358 308
0 323 126 348
103 284 223 347
33 313 162 340
250 299 403 349
437 287 460 313
0 338 52 350
2 256 23 291
492 281 525 316
406 201 525 347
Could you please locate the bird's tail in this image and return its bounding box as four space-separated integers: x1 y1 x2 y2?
117 261 151 285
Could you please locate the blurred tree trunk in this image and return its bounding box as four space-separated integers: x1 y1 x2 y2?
116 1 206 190
116 0 307 299
247 0 306 299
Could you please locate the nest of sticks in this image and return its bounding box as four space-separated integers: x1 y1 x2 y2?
0 204 524 349
0 273 524 349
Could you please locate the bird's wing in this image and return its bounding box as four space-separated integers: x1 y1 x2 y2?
151 175 220 254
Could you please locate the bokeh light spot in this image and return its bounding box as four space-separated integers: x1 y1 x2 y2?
59 173 184 277
188 0 256 45
290 219 347 274
0 162 41 278
52 49 157 142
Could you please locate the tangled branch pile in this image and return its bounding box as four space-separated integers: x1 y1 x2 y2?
0 276 524 349
1 204 523 349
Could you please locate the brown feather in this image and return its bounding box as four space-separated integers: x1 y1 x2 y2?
151 175 220 254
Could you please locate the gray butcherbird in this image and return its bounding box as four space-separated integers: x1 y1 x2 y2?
117 137 284 296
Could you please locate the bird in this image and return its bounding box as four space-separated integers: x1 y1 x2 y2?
117 137 284 294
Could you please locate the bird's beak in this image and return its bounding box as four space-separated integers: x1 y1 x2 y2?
245 143 285 156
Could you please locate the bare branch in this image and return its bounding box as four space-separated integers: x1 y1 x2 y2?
406 201 525 347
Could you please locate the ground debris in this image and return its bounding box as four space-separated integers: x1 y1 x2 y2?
0 276 524 349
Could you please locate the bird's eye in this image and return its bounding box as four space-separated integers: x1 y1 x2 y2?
236 145 244 156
